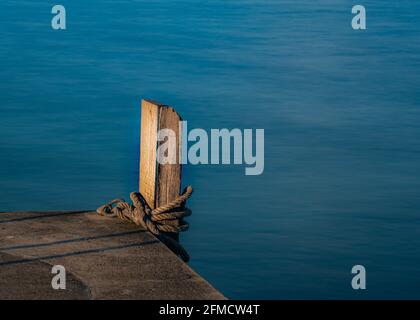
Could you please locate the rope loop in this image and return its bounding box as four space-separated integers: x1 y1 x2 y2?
97 186 193 262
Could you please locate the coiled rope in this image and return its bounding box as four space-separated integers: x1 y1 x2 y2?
97 186 193 262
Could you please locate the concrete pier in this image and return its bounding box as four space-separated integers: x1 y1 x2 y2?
0 210 225 300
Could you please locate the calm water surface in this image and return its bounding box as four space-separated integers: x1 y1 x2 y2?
1 0 420 299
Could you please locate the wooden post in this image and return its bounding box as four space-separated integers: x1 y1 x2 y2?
139 99 182 210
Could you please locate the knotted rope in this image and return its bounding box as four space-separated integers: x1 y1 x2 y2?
97 186 193 262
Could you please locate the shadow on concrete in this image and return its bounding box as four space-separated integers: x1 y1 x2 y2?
0 240 159 267
0 230 146 251
0 211 90 224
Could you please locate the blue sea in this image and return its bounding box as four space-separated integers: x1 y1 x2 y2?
1 1 419 299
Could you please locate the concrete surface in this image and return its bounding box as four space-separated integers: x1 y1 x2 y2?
0 211 225 300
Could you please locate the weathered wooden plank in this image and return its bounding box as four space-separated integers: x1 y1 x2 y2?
156 106 182 208
139 99 159 208
139 99 182 209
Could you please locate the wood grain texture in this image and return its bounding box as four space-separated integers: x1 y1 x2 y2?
156 106 182 208
139 99 182 209
139 100 159 208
